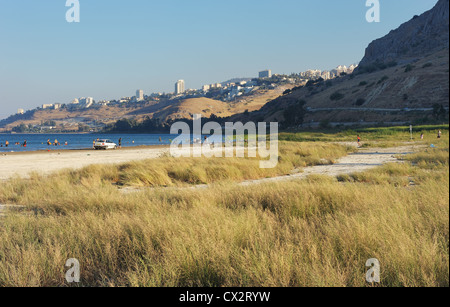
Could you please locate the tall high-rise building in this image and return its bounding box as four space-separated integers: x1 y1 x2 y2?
259 70 272 79
136 89 144 101
175 80 185 95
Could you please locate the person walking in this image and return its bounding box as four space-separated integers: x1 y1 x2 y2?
357 135 362 147
5 140 9 147
118 138 122 148
438 130 442 139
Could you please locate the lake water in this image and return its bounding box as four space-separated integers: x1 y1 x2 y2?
0 133 178 152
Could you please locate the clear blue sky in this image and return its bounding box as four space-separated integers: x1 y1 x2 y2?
0 0 439 119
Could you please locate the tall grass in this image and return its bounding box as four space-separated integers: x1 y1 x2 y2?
0 134 448 287
280 124 449 145
1 142 352 192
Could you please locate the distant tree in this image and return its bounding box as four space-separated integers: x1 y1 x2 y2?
432 104 448 120
12 124 27 133
283 99 307 128
113 118 136 131
404 64 414 73
330 92 345 101
377 76 389 84
356 98 366 106
78 124 90 132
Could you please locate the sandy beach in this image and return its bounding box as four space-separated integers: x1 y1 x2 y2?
0 146 170 180
0 140 422 186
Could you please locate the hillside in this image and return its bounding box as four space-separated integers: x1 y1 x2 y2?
0 85 293 132
358 0 449 68
130 84 292 122
238 0 449 126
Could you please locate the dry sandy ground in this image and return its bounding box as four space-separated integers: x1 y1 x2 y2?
240 145 420 186
0 145 243 180
0 144 421 185
0 147 171 180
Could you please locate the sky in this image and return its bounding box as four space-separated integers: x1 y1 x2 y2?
0 0 439 119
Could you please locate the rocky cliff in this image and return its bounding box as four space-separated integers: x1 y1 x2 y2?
359 0 449 68
235 0 449 126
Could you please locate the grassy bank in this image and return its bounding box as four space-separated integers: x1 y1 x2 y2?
280 124 449 144
0 128 448 287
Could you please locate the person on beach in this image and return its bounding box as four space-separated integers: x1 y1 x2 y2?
47 139 51 146
357 135 362 147
118 138 122 148
22 140 27 148
5 140 8 147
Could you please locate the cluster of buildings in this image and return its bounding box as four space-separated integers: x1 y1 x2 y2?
71 97 95 108
300 64 358 81
16 65 358 116
41 103 62 110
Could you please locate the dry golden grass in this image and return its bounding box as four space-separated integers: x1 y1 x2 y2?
0 135 448 287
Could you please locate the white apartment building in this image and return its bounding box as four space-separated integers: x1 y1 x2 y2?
175 80 185 95
136 89 144 101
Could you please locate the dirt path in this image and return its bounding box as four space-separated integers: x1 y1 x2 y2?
119 145 422 193
240 145 419 186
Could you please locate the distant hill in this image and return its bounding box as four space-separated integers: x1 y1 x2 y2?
0 85 293 132
237 0 449 126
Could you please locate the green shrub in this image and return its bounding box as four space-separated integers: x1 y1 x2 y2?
330 92 345 101
356 98 366 106
404 64 414 73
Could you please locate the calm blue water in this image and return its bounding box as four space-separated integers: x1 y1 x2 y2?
0 133 178 152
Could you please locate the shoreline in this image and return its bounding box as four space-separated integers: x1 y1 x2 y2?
0 144 171 156
0 145 172 180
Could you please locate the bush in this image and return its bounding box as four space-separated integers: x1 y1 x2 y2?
330 92 345 101
404 64 414 73
377 76 389 84
356 98 366 106
359 81 368 86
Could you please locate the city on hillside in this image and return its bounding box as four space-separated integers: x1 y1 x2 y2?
14 65 357 117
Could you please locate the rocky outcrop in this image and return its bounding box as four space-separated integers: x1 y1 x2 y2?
359 0 449 67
